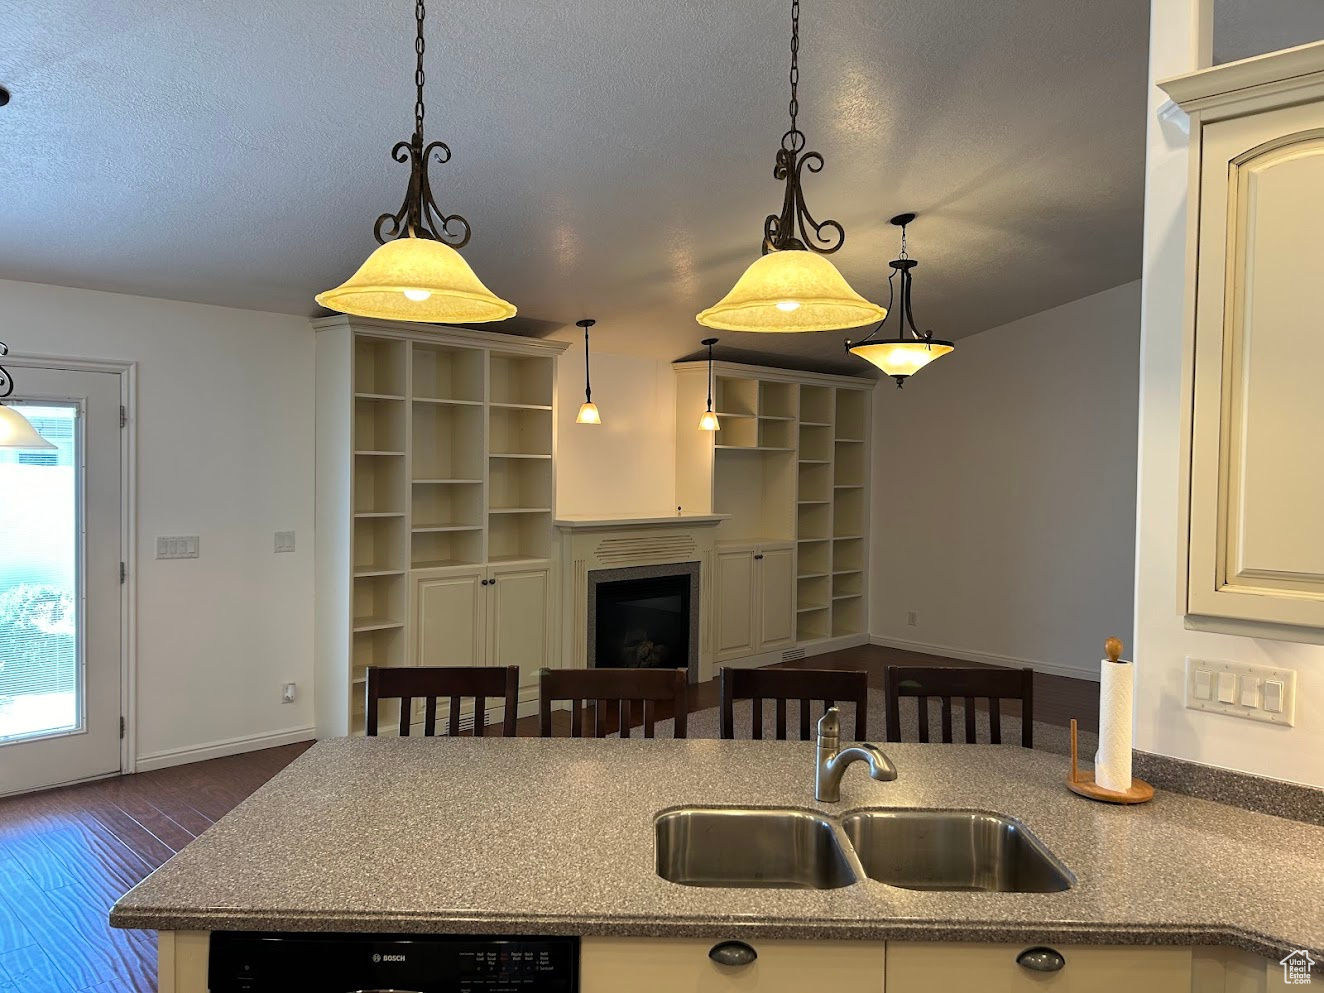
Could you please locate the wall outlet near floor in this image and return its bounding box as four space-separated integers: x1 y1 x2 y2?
156 535 199 559
274 530 296 553
907 610 919 627
1184 657 1296 726
281 682 297 704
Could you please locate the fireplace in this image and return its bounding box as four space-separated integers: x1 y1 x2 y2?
586 562 701 682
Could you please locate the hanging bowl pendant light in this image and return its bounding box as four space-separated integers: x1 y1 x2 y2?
0 343 56 450
575 319 601 424
847 214 954 387
697 0 885 334
316 0 514 324
698 338 720 430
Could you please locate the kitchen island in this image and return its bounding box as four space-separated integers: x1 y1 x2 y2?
112 736 1323 990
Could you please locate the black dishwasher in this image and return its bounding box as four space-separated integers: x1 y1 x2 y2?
209 932 579 992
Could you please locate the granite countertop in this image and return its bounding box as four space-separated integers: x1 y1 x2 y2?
110 737 1324 959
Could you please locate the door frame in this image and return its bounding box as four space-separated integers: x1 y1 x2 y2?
3 352 137 779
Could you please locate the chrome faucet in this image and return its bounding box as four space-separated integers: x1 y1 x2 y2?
815 707 898 802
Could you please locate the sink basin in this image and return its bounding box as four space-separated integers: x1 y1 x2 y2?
841 809 1073 893
655 808 856 889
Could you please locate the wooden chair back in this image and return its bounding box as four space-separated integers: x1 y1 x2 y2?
366 666 520 737
884 665 1034 747
538 668 688 738
719 667 869 740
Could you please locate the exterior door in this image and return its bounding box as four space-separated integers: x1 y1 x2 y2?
0 367 122 796
487 562 552 696
757 544 796 651
715 546 756 661
411 566 486 667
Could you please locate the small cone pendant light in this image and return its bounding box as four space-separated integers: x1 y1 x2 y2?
847 214 954 387
575 319 601 425
316 0 514 324
0 343 56 450
697 0 884 334
698 338 720 431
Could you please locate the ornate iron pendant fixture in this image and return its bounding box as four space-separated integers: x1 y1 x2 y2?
847 213 954 388
316 0 515 324
575 319 601 424
697 0 885 334
0 343 56 450
698 338 720 430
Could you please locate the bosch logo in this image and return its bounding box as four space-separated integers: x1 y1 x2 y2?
373 952 407 963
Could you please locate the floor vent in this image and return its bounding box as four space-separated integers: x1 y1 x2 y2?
781 648 807 662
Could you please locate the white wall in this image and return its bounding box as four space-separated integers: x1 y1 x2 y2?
1134 1 1324 789
869 281 1141 679
555 342 677 517
0 278 315 769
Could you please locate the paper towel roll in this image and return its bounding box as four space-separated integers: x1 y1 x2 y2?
1095 657 1134 792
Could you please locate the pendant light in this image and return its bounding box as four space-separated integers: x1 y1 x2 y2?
0 343 56 450
316 0 515 324
575 319 601 425
698 338 720 431
697 0 885 334
846 214 954 388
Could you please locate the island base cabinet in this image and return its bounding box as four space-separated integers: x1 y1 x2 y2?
887 942 1193 993
580 936 884 992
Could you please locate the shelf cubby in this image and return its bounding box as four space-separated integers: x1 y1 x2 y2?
833 536 864 572
798 461 831 503
351 626 405 683
799 610 830 642
489 406 552 457
832 596 865 638
413 342 484 403
352 573 405 631
797 502 831 541
715 448 796 543
412 402 484 481
715 376 759 417
354 336 407 397
797 575 830 612
833 487 865 537
412 480 483 530
758 417 795 450
715 415 759 448
759 381 797 419
489 511 552 562
411 528 483 569
490 353 553 407
832 571 863 598
353 515 406 575
353 396 407 454
833 438 865 486
799 423 833 462
835 389 867 439
490 456 552 511
797 539 831 575
800 386 833 426
354 453 406 515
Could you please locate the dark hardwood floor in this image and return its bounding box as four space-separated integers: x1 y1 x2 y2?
0 645 1097 991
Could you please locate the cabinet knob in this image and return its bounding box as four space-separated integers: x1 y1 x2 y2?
708 940 757 967
754 553 764 560
1016 947 1065 972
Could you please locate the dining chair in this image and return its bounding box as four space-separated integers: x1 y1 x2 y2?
365 665 520 737
884 665 1034 747
719 667 868 740
537 667 688 738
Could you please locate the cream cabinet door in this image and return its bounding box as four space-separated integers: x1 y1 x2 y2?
715 546 757 661
887 942 1192 993
487 561 553 692
756 543 796 652
410 566 486 666
1187 98 1324 628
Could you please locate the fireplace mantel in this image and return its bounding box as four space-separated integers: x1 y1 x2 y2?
554 513 729 532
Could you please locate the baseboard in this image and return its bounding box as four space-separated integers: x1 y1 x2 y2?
867 635 1100 682
719 633 871 671
134 725 317 773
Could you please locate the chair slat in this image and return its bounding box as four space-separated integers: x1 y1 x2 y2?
619 699 630 738
448 696 461 737
799 699 811 741
570 699 583 738
423 697 437 737
941 697 953 743
593 699 608 738
917 696 930 743
399 696 413 737
964 696 976 744
643 699 656 739
775 699 787 740
473 695 486 737
989 698 1002 745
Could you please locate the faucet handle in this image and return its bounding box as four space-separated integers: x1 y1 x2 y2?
817 706 841 740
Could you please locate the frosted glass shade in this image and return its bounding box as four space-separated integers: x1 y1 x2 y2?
316 237 516 324
849 339 954 379
698 409 720 431
0 405 56 449
697 250 886 333
576 401 601 425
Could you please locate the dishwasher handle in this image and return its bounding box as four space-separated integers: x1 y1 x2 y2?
709 940 758 967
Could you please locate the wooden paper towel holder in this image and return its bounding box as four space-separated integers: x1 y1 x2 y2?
1066 638 1154 804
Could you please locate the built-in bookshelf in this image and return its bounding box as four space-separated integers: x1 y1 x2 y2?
316 319 567 736
674 360 873 655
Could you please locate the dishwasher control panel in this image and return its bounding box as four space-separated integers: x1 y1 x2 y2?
209 932 579 992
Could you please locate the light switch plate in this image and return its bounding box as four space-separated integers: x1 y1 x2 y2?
156 535 199 559
1185 657 1296 726
274 530 296 553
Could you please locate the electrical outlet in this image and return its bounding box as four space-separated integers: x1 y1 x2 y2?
274 530 296 553
907 610 919 627
156 535 199 559
1185 657 1296 726
281 682 297 704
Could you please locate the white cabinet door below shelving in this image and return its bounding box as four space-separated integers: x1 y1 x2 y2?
411 566 486 667
487 561 553 693
716 547 757 661
758 543 796 652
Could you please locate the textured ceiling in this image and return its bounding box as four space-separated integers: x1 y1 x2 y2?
1 0 1152 371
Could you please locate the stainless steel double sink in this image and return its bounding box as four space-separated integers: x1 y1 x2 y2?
654 807 1073 893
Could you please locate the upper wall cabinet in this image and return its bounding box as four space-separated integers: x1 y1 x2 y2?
1162 42 1324 631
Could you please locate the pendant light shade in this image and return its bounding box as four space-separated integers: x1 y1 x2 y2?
576 401 601 425
848 340 953 379
698 337 720 431
316 238 515 323
697 251 886 333
0 343 56 450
